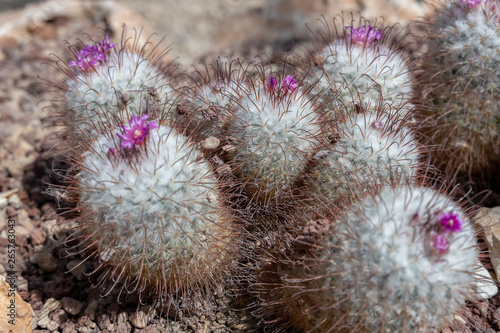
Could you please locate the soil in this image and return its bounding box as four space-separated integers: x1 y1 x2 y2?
1 1 500 333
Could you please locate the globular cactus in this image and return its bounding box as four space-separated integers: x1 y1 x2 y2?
224 71 326 205
310 104 422 203
418 0 500 182
174 59 251 141
250 183 480 332
303 18 416 122
61 115 239 306
56 31 178 143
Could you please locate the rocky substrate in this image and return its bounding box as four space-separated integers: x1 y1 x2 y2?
1 1 500 333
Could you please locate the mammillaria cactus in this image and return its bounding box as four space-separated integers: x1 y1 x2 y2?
56 32 177 144
310 105 421 203
304 19 416 121
174 59 251 141
62 115 239 305
224 72 326 205
250 183 480 332
418 0 500 182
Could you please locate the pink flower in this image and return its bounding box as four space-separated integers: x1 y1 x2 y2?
116 114 158 149
345 25 383 45
267 76 277 90
69 36 115 70
282 76 298 93
439 211 463 233
460 0 482 7
431 233 450 254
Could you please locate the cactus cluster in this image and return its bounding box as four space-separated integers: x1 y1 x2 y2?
52 33 239 306
46 6 496 332
418 0 500 183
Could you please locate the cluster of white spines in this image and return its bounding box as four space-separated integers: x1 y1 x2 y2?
433 0 500 82
418 0 500 179
79 126 221 251
309 25 414 119
320 185 478 331
226 78 323 202
65 45 175 137
315 111 420 201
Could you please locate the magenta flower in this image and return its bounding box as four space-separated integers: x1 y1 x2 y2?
282 76 298 93
431 233 450 255
116 114 158 149
267 76 278 90
439 211 463 233
69 36 115 70
345 25 383 45
460 0 482 7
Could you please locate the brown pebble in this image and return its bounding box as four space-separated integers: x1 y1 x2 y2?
50 308 69 325
36 252 58 272
6 205 17 217
129 311 148 329
30 227 47 246
61 297 83 315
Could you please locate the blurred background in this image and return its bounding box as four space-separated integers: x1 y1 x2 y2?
0 0 432 66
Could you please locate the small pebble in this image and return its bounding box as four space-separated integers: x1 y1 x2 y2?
129 311 148 329
473 265 498 300
84 300 98 321
61 297 82 316
38 298 62 320
30 227 47 246
0 197 8 210
8 193 23 209
36 252 58 272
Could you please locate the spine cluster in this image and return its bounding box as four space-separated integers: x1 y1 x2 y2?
47 8 494 331
418 0 500 183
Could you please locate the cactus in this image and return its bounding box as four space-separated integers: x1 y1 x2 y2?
310 104 421 203
224 72 326 205
58 32 177 143
62 117 239 305
304 19 415 122
250 183 480 332
174 59 251 141
418 0 500 182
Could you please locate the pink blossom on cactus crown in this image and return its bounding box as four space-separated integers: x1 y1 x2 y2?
439 211 464 233
460 0 482 7
69 36 115 70
282 76 298 93
345 25 383 45
431 233 450 254
116 114 158 149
